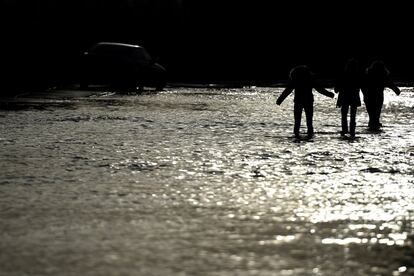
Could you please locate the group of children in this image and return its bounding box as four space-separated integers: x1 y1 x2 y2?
276 59 401 139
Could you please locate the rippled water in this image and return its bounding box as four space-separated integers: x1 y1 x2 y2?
1 87 413 276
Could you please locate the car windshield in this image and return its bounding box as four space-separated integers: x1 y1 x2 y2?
132 48 152 63
90 44 153 63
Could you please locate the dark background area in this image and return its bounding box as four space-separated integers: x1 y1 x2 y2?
1 0 412 92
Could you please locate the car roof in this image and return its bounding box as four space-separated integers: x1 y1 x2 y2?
89 42 144 51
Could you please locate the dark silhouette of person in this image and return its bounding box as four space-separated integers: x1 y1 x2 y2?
362 60 401 131
334 58 363 137
276 65 335 138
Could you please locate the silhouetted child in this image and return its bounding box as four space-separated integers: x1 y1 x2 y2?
276 65 334 138
362 60 401 131
334 58 362 137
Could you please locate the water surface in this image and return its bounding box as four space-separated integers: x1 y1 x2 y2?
1 87 413 275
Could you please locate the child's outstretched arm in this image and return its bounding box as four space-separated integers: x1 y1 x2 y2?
276 85 294 105
314 85 335 98
386 79 401 95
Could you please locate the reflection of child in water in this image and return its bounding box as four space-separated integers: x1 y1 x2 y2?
276 65 334 138
362 60 401 131
334 58 362 137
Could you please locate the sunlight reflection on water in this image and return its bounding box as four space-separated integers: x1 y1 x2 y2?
0 87 414 275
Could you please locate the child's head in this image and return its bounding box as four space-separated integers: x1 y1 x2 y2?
367 60 389 77
344 58 359 73
289 65 312 82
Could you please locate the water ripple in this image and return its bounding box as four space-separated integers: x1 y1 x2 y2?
1 87 414 275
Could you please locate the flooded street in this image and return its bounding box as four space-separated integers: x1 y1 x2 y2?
1 87 414 275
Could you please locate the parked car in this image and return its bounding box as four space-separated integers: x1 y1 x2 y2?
80 42 166 90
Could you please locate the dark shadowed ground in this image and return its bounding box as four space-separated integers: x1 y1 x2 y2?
1 1 413 94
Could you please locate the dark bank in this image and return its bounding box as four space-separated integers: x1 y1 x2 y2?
1 1 413 94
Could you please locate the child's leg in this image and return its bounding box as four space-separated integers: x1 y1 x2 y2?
350 105 357 136
304 104 314 137
341 105 349 135
364 100 374 128
376 101 383 127
294 104 302 137
371 101 383 130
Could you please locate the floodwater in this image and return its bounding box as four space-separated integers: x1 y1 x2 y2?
0 87 413 276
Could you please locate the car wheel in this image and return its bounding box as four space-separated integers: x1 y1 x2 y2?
79 81 88 90
155 80 166 91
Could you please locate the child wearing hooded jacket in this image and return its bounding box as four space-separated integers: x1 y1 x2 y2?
276 65 335 138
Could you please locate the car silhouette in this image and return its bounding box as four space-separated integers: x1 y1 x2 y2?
80 42 166 91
